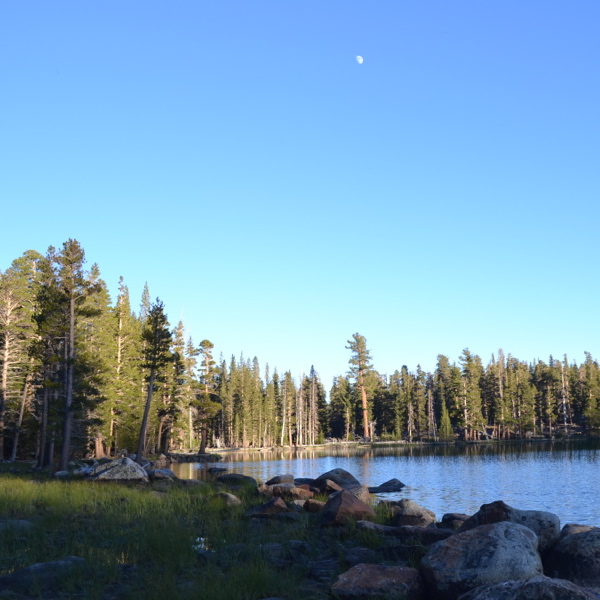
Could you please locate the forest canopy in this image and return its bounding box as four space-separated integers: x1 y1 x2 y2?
1 240 599 466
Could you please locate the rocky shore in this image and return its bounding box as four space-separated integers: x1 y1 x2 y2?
1 456 599 600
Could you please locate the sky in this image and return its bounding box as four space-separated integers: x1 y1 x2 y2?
1 1 599 389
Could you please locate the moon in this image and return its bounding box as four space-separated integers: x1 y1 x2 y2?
356 55 364 65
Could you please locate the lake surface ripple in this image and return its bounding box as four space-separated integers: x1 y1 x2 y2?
172 440 600 526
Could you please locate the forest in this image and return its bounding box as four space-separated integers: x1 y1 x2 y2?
1 239 600 468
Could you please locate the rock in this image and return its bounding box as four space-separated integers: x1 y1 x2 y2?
320 490 375 527
89 457 149 481
356 521 454 545
420 521 543 600
345 485 372 505
390 499 437 528
304 499 326 513
53 470 70 478
345 547 380 566
146 468 177 480
368 478 405 493
0 519 34 532
331 563 425 600
457 575 599 600
258 483 274 499
181 478 205 486
440 513 471 530
545 527 600 587
294 477 316 487
560 523 598 538
217 492 242 506
265 474 294 485
458 500 560 553
315 478 344 495
315 468 361 490
246 496 289 517
0 556 85 594
271 484 314 500
216 473 258 491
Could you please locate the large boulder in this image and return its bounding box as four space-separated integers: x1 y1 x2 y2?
315 468 361 489
331 564 425 600
420 521 543 600
390 499 437 528
545 528 600 588
320 490 375 527
457 575 599 600
0 556 85 594
458 500 560 553
89 457 149 481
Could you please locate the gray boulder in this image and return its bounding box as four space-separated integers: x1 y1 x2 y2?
146 467 177 480
457 575 599 600
545 527 600 588
315 468 361 489
331 564 425 600
266 474 294 485
368 478 405 493
458 500 560 553
420 521 543 600
390 499 437 528
0 556 85 594
89 457 149 481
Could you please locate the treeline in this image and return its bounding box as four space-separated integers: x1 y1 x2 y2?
1 241 600 467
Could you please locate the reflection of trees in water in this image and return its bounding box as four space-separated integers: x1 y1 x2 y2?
217 438 600 464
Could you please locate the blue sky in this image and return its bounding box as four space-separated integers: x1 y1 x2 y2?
1 1 599 388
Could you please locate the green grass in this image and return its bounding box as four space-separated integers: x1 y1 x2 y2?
0 467 347 599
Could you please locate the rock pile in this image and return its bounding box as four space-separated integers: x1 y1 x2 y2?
215 467 600 600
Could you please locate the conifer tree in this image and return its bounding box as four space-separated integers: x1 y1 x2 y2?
135 299 172 464
195 339 221 453
346 333 373 439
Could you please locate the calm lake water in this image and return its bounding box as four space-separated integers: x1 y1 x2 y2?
172 440 600 526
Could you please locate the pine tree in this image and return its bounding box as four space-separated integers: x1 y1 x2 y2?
346 333 373 439
0 250 44 459
135 299 172 464
195 339 221 453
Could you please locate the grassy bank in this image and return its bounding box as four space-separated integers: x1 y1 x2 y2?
0 464 390 600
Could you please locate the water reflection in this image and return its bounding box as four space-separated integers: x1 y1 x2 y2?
171 440 600 526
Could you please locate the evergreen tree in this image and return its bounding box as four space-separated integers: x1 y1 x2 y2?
195 339 221 453
135 299 172 464
346 333 373 439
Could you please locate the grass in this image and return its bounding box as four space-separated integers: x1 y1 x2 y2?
0 465 345 599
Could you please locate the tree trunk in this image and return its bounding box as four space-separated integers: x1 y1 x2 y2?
10 368 32 461
60 295 76 471
135 370 156 464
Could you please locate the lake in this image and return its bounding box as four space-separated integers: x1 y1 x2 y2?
171 439 600 526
